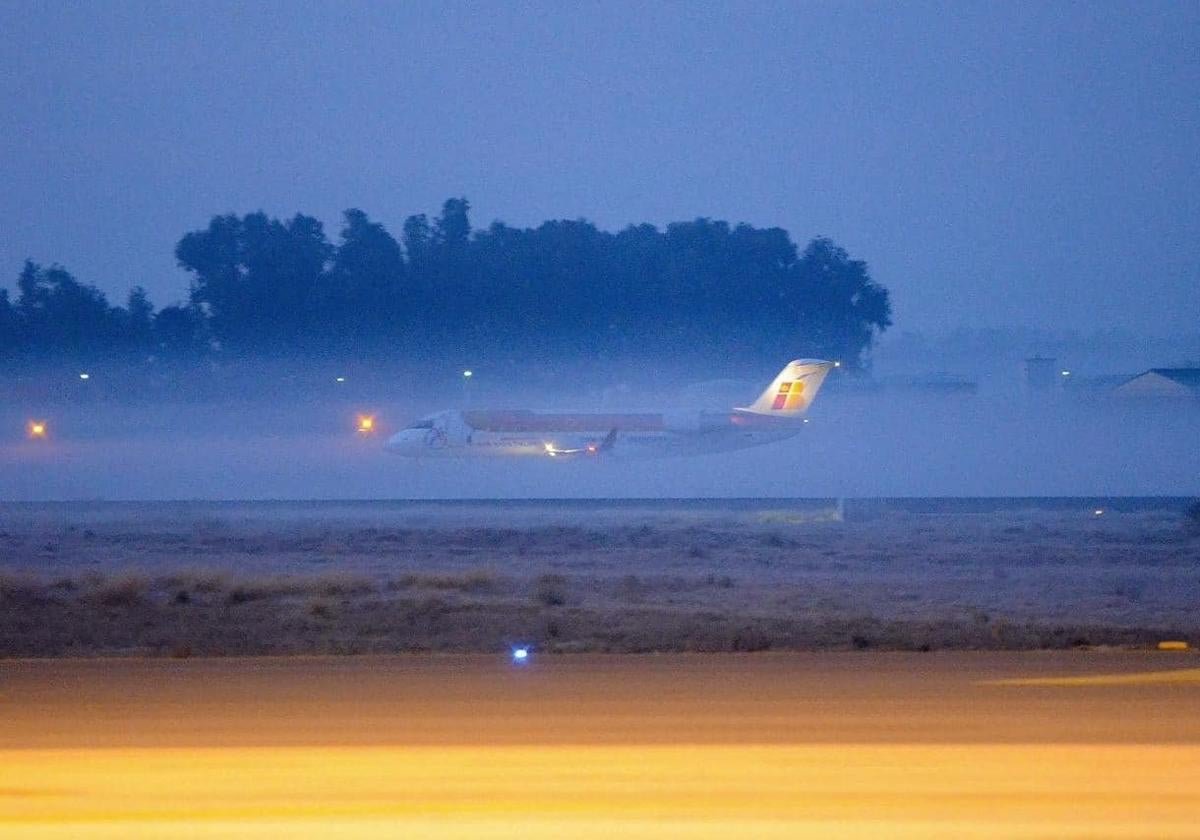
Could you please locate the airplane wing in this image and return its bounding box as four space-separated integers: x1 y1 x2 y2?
544 429 617 458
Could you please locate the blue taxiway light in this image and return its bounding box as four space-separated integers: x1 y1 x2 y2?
511 646 530 664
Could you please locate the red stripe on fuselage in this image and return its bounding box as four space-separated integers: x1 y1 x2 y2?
464 411 667 433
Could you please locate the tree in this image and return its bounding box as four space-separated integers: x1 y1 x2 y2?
153 304 205 356
14 260 122 355
125 286 155 351
402 214 432 266
422 199 473 332
176 212 333 351
0 289 16 356
5 199 893 369
433 198 471 254
174 214 242 340
791 237 892 368
320 209 405 347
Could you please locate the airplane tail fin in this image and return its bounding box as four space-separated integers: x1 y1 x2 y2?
736 359 836 417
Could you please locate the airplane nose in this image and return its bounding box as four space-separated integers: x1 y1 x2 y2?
384 432 407 452
385 430 421 455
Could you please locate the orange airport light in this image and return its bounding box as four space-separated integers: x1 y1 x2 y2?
28 420 47 439
357 415 376 434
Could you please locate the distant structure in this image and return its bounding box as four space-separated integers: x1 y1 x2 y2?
1024 356 1060 392
910 373 978 396
1114 368 1200 399
872 373 977 397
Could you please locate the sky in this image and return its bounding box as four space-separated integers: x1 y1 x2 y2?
1 0 1197 336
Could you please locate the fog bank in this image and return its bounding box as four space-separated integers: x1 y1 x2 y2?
3 364 1196 500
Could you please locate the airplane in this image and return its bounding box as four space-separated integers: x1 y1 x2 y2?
385 359 836 459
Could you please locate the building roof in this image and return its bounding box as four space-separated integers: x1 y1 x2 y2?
1117 368 1200 393
1146 369 1200 390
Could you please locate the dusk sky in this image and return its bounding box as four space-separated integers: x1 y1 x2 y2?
2 0 1196 335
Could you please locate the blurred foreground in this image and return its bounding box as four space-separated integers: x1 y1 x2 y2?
1 652 1198 838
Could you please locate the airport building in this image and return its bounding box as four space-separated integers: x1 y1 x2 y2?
1113 368 1200 398
1023 356 1062 392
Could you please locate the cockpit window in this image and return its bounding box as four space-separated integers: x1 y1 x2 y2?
407 420 435 430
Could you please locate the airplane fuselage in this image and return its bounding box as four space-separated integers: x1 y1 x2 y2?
385 359 833 460
386 409 806 458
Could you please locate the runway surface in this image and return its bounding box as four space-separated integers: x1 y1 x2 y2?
2 652 1198 838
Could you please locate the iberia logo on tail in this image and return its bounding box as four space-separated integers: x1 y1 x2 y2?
737 359 835 417
771 380 806 410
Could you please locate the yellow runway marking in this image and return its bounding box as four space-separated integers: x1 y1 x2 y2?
2 744 1200 839
1159 641 1191 651
984 667 1200 686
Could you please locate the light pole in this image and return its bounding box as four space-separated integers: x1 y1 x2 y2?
462 369 473 406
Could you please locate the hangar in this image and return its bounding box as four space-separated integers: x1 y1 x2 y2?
1114 368 1200 398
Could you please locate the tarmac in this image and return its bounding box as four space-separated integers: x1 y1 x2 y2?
2 652 1198 838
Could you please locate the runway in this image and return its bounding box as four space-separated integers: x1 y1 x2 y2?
2 653 1198 837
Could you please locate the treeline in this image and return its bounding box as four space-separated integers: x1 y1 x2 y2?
0 199 891 369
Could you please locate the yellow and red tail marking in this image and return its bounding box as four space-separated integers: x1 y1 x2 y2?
770 380 806 410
